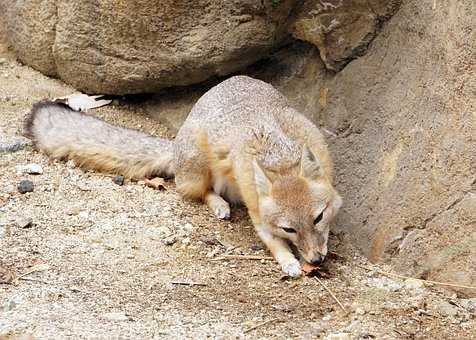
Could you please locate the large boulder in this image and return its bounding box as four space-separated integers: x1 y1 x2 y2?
321 0 476 295
0 0 298 94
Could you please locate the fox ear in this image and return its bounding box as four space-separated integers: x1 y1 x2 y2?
300 145 322 180
253 159 272 196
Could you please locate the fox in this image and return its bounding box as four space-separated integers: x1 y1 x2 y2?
24 75 342 277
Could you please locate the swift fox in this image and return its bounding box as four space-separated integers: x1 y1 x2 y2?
24 76 342 277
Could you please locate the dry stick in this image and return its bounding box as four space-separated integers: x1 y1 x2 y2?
244 318 279 334
18 277 51 285
14 264 50 285
314 277 347 313
170 281 207 287
211 255 274 261
357 264 476 290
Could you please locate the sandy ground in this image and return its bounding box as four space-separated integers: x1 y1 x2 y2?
1 41 475 340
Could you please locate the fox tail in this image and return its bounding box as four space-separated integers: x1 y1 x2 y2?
24 101 175 179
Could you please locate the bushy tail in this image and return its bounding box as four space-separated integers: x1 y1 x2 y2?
24 101 175 179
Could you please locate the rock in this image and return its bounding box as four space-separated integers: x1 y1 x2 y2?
355 307 366 315
66 160 76 169
78 211 89 220
2 184 15 194
0 57 6 65
0 224 6 239
16 217 33 229
112 175 124 186
324 333 351 340
16 163 43 175
429 300 459 318
368 277 402 292
182 223 194 234
163 235 177 246
459 298 476 314
156 226 171 236
404 278 425 290
102 312 129 322
0 139 32 153
3 295 22 312
66 207 81 216
17 180 34 193
0 0 300 94
290 0 401 70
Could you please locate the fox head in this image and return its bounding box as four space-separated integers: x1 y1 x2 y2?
253 145 342 265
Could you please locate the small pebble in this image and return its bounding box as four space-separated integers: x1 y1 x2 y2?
0 224 6 239
2 184 15 194
18 180 34 193
3 296 23 312
113 175 124 186
182 223 194 233
250 244 263 251
16 163 43 175
16 217 33 229
66 160 76 168
324 333 351 340
404 278 425 290
163 236 177 246
102 312 129 322
460 298 476 313
78 211 89 220
157 226 171 235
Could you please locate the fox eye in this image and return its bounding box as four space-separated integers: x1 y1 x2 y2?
282 227 297 234
313 211 324 225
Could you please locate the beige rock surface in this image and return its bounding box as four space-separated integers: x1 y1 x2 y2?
0 0 298 94
291 0 401 70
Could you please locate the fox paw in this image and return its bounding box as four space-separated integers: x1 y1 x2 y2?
212 203 230 220
281 259 302 278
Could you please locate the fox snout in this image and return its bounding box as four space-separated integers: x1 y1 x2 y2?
299 230 328 265
309 253 325 265
302 248 327 265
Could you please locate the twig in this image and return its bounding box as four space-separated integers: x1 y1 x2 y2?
244 318 279 333
314 277 347 313
357 265 476 290
17 264 50 279
210 255 274 261
329 251 345 258
170 281 207 286
18 277 52 285
321 128 337 137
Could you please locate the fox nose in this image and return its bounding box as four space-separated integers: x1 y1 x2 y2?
310 254 325 265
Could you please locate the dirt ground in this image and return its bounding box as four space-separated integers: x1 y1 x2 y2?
1 41 475 340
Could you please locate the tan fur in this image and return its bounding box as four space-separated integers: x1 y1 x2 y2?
24 101 174 180
25 76 342 277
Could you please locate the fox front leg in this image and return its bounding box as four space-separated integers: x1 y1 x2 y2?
205 192 231 220
256 227 302 277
